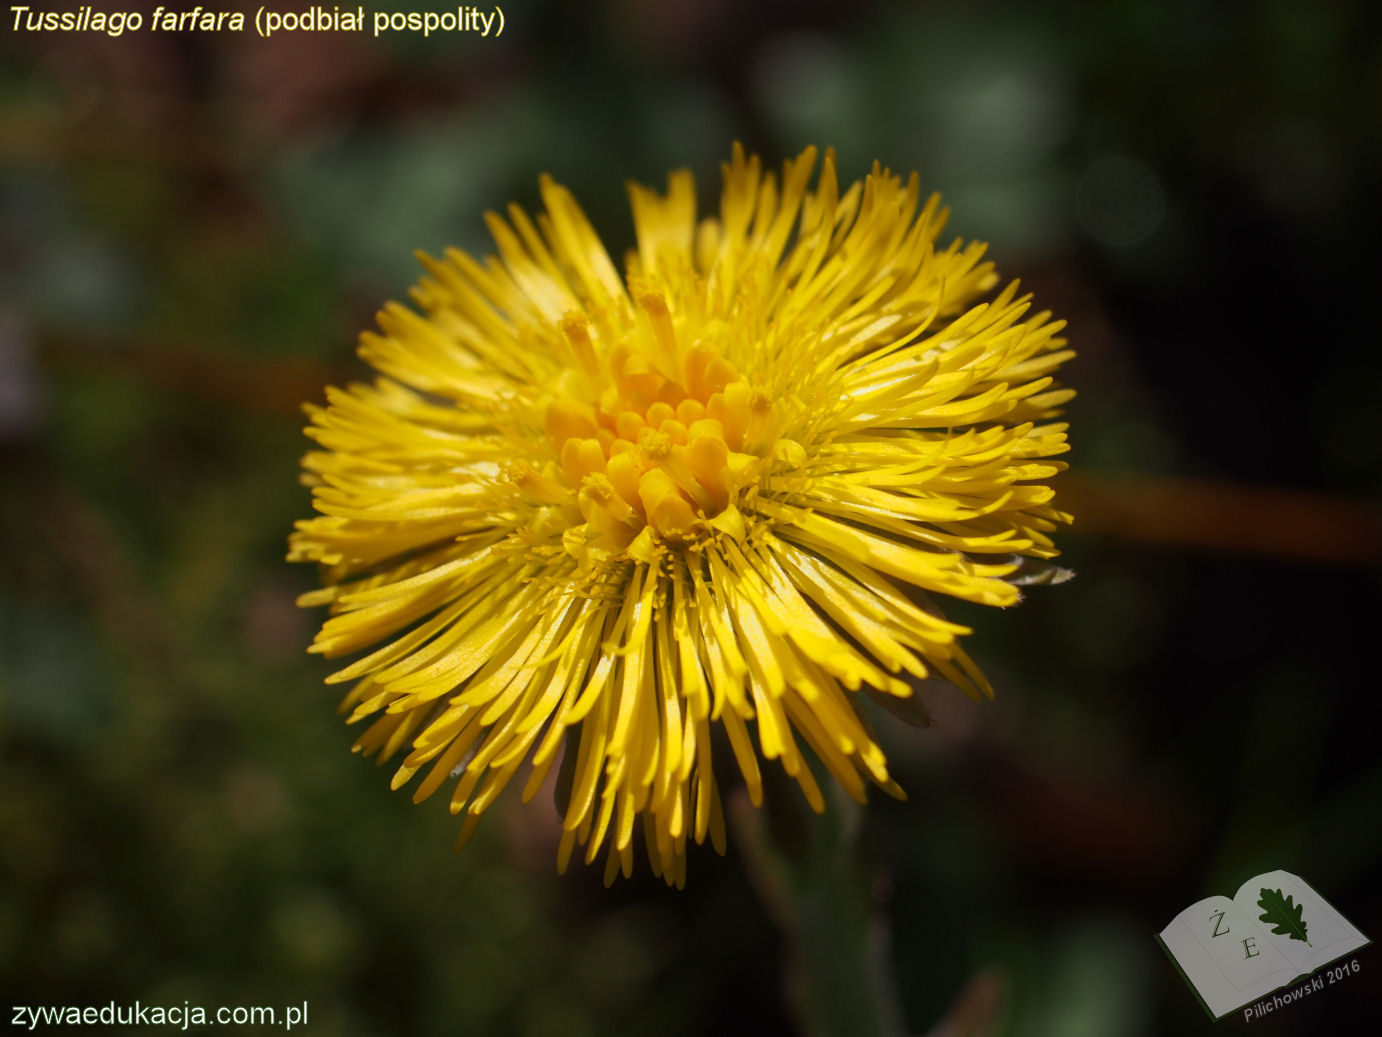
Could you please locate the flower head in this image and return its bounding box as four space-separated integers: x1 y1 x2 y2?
290 145 1073 886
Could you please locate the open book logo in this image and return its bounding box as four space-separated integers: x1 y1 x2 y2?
1155 870 1369 1021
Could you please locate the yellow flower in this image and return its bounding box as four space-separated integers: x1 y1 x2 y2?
290 145 1073 886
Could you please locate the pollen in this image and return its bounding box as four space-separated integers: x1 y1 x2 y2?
542 291 780 548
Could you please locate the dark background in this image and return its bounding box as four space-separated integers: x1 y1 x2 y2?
2 1 1380 1033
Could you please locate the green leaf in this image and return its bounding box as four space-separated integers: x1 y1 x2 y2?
1258 888 1311 946
552 726 581 817
863 685 934 729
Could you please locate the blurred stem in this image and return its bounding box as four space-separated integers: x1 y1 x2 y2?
730 784 907 1037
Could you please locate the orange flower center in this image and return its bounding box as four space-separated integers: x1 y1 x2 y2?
539 285 782 556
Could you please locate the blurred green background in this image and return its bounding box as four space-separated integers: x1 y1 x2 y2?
3 1 1381 1033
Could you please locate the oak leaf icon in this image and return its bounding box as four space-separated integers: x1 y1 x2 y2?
1258 888 1311 946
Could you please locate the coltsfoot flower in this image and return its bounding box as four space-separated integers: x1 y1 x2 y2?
290 145 1073 886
